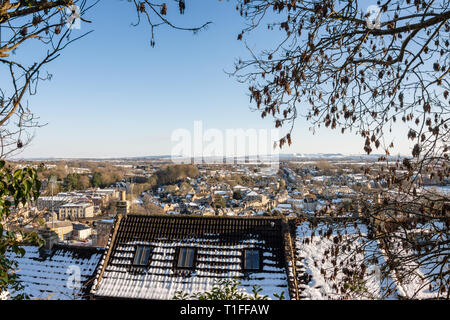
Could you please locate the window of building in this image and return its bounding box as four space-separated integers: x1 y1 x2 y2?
177 247 196 269
133 245 151 266
243 249 260 270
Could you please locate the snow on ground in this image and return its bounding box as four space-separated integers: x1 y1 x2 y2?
422 185 450 195
384 221 449 299
295 220 398 300
0 290 10 300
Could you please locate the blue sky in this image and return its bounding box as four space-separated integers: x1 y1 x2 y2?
12 0 414 159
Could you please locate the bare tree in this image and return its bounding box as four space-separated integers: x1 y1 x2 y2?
229 0 449 299
0 1 211 159
130 0 212 47
0 0 94 158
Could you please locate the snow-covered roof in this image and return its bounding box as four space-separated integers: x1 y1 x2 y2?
214 190 228 195
91 215 288 300
60 202 93 208
98 219 114 224
38 196 71 202
6 245 104 300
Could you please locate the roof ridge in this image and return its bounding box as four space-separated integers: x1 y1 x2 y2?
52 243 105 253
124 213 282 220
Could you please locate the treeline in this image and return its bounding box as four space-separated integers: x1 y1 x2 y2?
34 161 199 193
56 170 124 192
155 164 199 186
37 162 126 193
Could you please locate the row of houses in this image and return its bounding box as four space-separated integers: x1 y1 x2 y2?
151 180 356 218
141 162 374 219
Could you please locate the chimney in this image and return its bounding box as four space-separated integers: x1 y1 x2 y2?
116 190 128 216
39 229 59 256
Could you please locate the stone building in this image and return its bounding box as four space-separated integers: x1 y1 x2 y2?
58 202 94 220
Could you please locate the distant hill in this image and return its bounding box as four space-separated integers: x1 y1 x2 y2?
13 153 407 162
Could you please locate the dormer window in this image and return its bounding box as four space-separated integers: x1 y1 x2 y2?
243 249 260 271
133 245 151 266
177 247 196 269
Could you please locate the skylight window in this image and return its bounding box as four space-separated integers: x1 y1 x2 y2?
177 247 196 268
133 245 151 266
243 249 260 270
